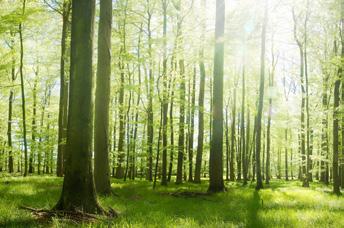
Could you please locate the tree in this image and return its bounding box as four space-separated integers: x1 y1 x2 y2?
175 0 185 185
54 0 104 213
333 0 344 195
19 0 29 177
7 32 16 174
94 0 112 195
255 0 268 190
161 0 168 186
194 0 206 184
208 0 225 193
56 0 71 177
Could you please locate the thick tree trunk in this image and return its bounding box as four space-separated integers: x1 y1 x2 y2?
208 0 225 193
54 0 104 214
94 0 112 195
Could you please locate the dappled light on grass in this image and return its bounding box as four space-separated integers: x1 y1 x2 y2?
1 177 343 227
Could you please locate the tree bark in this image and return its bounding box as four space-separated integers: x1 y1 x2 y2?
19 0 28 177
230 88 236 181
255 0 268 190
54 0 104 214
57 0 71 177
208 0 225 193
188 67 196 182
94 0 112 195
161 0 168 186
194 0 206 184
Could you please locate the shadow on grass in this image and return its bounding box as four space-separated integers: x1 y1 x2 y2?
247 190 263 228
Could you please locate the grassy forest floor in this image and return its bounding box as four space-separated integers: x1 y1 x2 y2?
0 176 343 227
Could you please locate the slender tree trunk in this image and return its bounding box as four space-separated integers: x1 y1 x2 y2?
333 0 344 194
304 0 311 186
194 0 206 184
255 0 268 190
175 1 185 184
57 0 71 177
230 88 236 181
54 0 104 214
246 107 251 179
116 51 126 179
94 0 112 195
161 0 168 186
208 0 225 193
19 0 28 177
29 76 38 174
285 129 289 180
7 33 16 174
333 41 341 195
146 7 154 181
225 105 230 181
341 0 344 189
188 67 196 182
167 78 175 182
241 65 247 185
292 7 307 186
176 59 185 184
266 92 272 184
153 106 163 189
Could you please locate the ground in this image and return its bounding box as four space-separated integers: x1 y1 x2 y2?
0 176 343 227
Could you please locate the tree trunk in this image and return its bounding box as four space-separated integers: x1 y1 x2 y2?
230 88 236 181
54 0 104 214
304 0 311 186
208 0 225 193
241 66 247 185
255 0 268 190
188 67 196 182
161 0 168 186
225 105 230 181
94 0 112 195
176 59 185 184
19 0 28 177
194 0 206 184
146 7 154 181
57 0 71 177
7 33 16 174
333 0 344 195
29 76 38 174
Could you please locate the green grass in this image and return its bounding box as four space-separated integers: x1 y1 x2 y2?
0 176 343 227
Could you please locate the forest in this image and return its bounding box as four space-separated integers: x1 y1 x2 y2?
0 0 344 227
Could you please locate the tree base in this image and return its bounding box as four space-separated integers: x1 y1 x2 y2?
20 206 118 223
